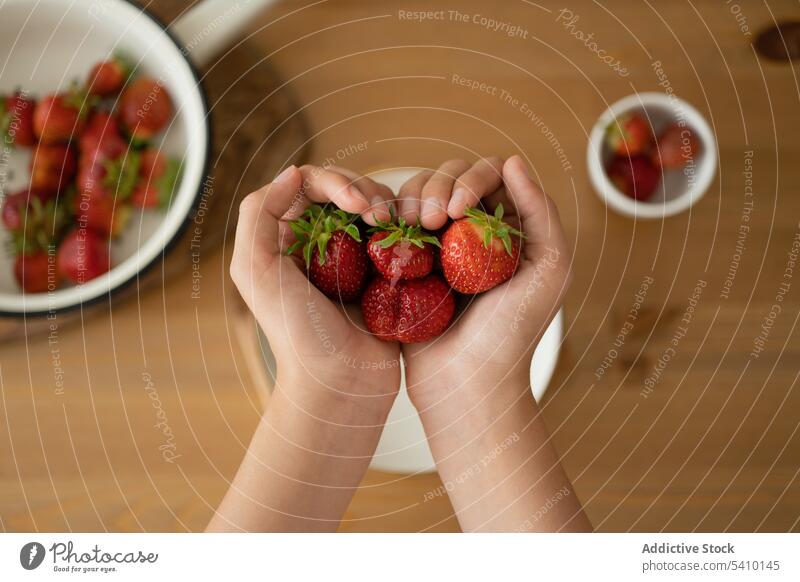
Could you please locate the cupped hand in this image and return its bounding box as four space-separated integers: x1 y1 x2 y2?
230 164 401 408
398 155 573 407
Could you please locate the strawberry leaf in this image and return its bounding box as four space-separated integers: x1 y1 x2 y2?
344 224 361 242
103 151 141 199
286 240 303 255
156 158 181 208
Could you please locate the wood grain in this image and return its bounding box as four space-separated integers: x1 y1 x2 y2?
1 0 798 533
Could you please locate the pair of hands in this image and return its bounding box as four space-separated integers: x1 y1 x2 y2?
230 155 571 419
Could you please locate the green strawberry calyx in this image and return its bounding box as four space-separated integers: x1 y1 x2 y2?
64 82 99 121
286 204 362 267
103 151 141 200
368 213 441 250
7 194 70 257
464 203 524 256
111 52 136 84
156 159 182 209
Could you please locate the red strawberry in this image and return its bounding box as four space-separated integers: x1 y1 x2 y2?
441 204 522 294
2 189 67 257
2 92 37 146
606 154 660 200
33 93 88 144
606 112 653 156
14 251 56 293
119 77 173 141
2 189 49 232
652 123 701 169
367 216 440 282
74 151 137 237
287 204 368 302
57 228 110 284
79 111 127 159
29 144 77 194
361 275 455 343
73 185 130 238
130 149 180 208
86 57 131 97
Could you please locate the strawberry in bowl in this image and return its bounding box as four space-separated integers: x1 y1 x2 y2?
119 77 173 142
1 92 37 147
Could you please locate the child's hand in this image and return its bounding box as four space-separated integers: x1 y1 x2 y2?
398 156 573 408
230 165 400 410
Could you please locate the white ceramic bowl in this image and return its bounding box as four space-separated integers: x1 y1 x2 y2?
587 92 717 219
0 0 276 316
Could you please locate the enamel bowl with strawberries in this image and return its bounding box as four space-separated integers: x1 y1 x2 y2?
587 92 717 219
0 0 239 316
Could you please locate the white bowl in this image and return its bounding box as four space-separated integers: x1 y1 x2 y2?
0 0 209 315
587 92 717 219
0 0 278 316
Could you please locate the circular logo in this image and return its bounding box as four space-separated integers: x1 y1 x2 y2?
19 542 45 570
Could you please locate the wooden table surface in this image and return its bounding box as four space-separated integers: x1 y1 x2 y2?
1 0 799 532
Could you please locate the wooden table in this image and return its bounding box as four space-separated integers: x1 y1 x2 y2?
1 0 798 532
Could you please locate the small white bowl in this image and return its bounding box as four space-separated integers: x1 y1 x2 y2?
587 92 717 219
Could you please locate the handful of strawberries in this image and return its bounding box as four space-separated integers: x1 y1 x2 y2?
0 55 179 293
289 202 523 343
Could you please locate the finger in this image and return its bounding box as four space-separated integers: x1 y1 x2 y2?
298 165 370 214
418 159 472 229
397 169 434 225
502 155 569 264
231 166 303 300
328 166 395 225
482 187 522 231
447 156 504 219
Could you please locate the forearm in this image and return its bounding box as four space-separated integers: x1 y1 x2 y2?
415 369 591 532
207 375 393 532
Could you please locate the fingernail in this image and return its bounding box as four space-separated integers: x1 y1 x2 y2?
349 186 370 207
274 165 295 183
421 198 443 221
370 196 387 217
512 156 531 179
448 188 469 215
